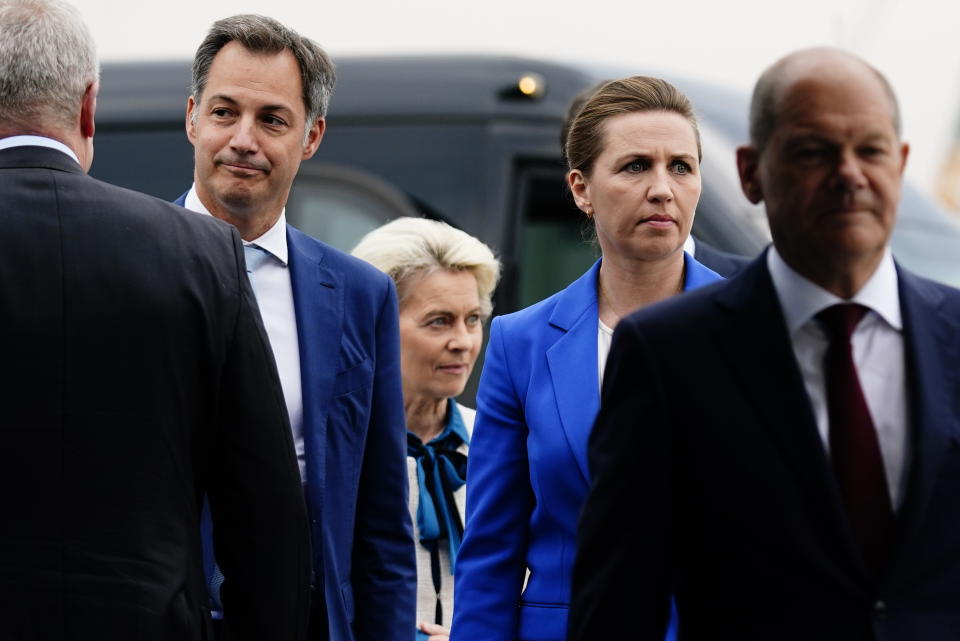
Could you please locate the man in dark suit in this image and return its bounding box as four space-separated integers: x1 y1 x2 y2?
686 236 750 277
569 47 960 640
0 2 310 640
176 14 416 641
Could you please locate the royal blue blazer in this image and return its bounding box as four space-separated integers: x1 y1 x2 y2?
451 254 721 641
176 193 417 641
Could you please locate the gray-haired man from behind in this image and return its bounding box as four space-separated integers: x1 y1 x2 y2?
0 1 310 640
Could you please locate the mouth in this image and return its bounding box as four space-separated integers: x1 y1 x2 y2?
638 214 677 229
437 363 469 375
217 159 268 177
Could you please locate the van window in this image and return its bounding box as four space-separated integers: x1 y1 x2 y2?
286 164 420 252
513 162 598 309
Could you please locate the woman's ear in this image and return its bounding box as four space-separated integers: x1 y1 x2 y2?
567 170 592 216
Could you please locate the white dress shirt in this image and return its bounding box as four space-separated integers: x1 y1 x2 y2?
184 185 306 480
598 319 614 391
767 247 910 508
0 134 80 164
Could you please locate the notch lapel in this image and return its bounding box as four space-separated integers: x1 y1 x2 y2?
887 269 960 565
545 261 602 486
287 226 343 515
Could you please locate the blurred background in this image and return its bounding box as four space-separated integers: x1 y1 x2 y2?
72 0 960 401
73 0 960 204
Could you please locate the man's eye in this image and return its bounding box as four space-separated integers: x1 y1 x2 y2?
212 108 231 118
792 146 825 159
264 115 286 127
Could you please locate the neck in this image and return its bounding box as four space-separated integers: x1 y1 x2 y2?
780 246 884 299
597 249 686 328
405 395 448 443
194 182 282 241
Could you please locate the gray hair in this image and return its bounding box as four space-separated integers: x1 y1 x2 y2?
0 0 98 131
351 217 502 318
749 48 901 151
190 14 335 137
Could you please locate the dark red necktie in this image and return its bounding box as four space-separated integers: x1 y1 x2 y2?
817 303 893 576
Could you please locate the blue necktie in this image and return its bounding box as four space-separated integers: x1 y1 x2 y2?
243 243 271 298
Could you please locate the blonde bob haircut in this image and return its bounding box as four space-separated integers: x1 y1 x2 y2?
351 217 501 317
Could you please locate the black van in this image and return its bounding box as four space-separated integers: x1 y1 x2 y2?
92 54 960 310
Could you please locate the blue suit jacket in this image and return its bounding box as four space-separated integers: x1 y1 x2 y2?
451 255 721 641
176 193 416 641
571 253 960 640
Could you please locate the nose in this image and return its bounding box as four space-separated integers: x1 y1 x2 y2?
446 320 474 353
647 165 674 203
229 115 259 155
833 148 868 190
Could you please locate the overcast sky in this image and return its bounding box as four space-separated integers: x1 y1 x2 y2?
73 0 960 202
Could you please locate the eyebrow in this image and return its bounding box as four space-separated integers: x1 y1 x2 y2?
421 306 482 318
612 152 698 165
207 93 294 115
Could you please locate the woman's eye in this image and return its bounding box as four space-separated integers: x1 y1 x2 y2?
428 317 448 327
672 160 691 174
466 314 481 325
625 159 649 173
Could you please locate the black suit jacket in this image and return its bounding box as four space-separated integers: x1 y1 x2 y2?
692 240 750 277
570 253 960 640
0 146 311 641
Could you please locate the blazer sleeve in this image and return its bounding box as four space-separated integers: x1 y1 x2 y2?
207 228 312 641
351 277 418 641
568 318 673 641
451 317 534 641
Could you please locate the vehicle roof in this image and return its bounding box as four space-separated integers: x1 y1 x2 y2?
95 54 745 129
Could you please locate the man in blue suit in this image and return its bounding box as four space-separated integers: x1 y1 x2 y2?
570 48 960 640
176 14 415 641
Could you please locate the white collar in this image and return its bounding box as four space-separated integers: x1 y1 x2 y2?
767 245 902 335
184 183 288 265
0 135 80 165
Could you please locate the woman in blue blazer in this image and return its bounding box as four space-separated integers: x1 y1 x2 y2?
450 77 724 641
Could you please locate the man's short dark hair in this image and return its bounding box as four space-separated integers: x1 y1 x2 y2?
190 14 335 131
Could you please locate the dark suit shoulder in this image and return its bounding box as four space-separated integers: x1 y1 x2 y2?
898 264 960 307
621 275 730 337
81 174 238 241
693 241 752 278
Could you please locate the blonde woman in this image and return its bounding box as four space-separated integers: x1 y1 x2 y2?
352 217 501 641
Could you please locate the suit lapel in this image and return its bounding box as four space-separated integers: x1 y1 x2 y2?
545 260 602 486
714 256 863 570
287 226 343 512
888 269 960 563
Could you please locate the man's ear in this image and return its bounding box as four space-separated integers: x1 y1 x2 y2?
302 117 325 160
736 145 764 204
80 82 98 139
897 141 910 176
185 96 198 144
